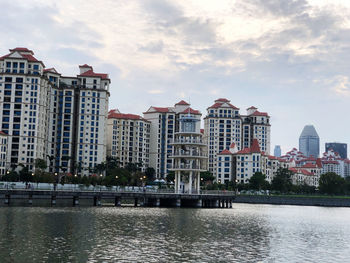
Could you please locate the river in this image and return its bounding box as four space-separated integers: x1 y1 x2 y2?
0 204 349 262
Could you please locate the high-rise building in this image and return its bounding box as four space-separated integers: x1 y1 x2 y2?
143 100 201 178
274 145 281 157
204 98 270 178
299 125 319 158
0 48 52 170
170 113 207 194
0 131 8 175
106 109 150 171
325 142 347 159
0 48 110 175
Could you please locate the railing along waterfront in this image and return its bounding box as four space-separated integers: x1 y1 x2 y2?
0 182 234 196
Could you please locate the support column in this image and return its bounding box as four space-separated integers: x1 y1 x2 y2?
73 196 79 206
197 173 200 194
97 196 101 206
197 199 202 208
4 194 10 205
51 195 56 206
115 197 121 206
229 200 232 208
176 198 181 207
215 199 219 208
155 198 160 207
189 171 193 194
28 194 33 205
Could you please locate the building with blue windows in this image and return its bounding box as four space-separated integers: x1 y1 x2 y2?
0 48 110 175
204 98 271 180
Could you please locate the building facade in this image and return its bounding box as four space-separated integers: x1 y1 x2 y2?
274 145 281 157
204 98 270 179
170 114 207 193
325 142 347 159
143 100 201 178
0 131 8 175
299 125 320 158
107 109 150 171
0 48 110 176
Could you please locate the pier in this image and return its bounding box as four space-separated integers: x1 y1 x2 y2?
0 189 235 208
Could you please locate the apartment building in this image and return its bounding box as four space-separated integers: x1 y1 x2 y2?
107 109 150 171
204 98 270 179
0 48 110 175
0 131 8 175
143 100 201 178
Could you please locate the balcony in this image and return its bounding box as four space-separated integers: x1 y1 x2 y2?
171 139 206 146
168 163 207 171
171 150 207 158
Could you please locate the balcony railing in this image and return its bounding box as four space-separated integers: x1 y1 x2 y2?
168 164 206 170
172 139 205 145
172 150 207 158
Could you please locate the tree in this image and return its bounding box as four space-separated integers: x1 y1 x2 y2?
271 168 293 193
145 167 156 182
319 172 345 195
200 171 215 185
249 172 269 191
167 171 175 183
35 158 47 171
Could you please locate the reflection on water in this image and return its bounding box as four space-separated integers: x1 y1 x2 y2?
0 204 350 262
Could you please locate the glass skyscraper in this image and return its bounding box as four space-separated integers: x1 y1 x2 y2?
299 125 319 157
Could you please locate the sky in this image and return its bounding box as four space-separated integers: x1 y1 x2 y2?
1 0 350 156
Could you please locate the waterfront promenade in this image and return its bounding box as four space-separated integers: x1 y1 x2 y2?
0 183 235 208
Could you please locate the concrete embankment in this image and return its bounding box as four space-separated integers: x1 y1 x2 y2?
234 195 350 207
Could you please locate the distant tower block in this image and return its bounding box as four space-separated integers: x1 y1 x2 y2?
299 125 320 157
274 145 281 157
169 114 207 194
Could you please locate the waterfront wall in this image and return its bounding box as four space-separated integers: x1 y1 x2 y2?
234 195 350 207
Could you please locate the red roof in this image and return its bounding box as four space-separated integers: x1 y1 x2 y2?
144 106 172 113
289 168 314 176
250 110 269 117
267 155 278 160
302 163 317 168
79 69 109 80
9 47 34 54
175 100 190 106
218 149 232 155
208 102 239 110
181 107 201 115
216 98 230 102
0 52 39 63
322 160 339 165
108 110 147 121
237 139 261 154
229 143 236 148
79 64 92 68
247 106 257 110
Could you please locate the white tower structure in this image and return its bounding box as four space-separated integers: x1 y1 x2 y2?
170 114 207 194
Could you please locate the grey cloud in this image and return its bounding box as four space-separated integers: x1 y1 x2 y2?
139 41 164 53
142 0 217 44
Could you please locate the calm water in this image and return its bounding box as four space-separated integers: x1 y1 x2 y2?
0 204 350 262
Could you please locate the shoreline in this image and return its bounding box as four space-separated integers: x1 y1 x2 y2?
234 195 350 207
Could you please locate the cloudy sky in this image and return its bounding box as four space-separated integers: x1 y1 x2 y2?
1 0 350 155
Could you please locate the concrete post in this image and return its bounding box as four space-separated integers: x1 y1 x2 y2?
197 199 202 208
134 198 138 207
115 197 121 207
215 199 219 208
97 196 101 206
176 198 181 207
229 200 232 208
51 195 56 206
4 194 10 205
189 172 193 194
28 195 33 205
155 198 160 207
197 173 200 194
73 196 79 206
